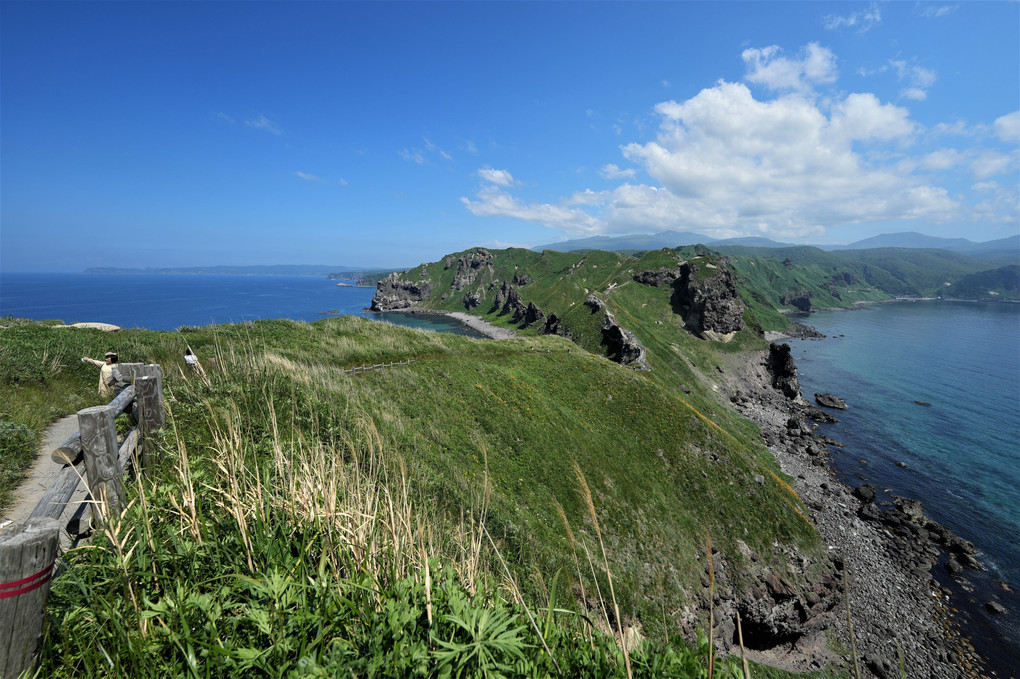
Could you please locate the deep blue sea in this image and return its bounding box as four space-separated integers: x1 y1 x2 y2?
0 273 482 336
790 301 1020 671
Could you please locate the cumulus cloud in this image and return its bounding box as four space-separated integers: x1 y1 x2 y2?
460 185 602 235
742 42 837 93
246 114 281 135
600 164 636 180
994 111 1020 143
823 3 882 32
462 43 1019 240
477 168 517 187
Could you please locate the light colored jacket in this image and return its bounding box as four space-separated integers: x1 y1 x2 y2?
83 358 118 398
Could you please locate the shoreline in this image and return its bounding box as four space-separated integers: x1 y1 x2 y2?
722 347 992 677
367 307 518 340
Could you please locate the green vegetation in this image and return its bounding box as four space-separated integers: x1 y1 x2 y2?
1 310 841 677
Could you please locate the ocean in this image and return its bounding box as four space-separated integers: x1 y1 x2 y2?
0 273 483 336
790 301 1020 671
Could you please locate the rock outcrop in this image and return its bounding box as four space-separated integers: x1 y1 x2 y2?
633 267 681 287
370 273 433 311
498 285 545 327
449 248 493 291
601 311 648 369
780 289 813 312
671 260 745 339
765 342 801 400
815 393 847 410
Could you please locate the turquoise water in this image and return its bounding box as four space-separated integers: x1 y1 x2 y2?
0 273 481 337
790 301 1020 668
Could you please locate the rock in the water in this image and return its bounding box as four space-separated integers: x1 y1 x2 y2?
814 393 847 409
986 601 1007 615
853 484 877 504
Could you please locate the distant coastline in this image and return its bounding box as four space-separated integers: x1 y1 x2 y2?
83 265 370 276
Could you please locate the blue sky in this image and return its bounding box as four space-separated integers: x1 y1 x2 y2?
1 1 1018 272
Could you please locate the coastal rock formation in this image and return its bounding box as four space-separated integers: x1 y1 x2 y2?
780 289 813 312
671 260 745 339
633 267 681 287
449 248 494 291
498 286 545 327
815 393 847 410
462 291 482 310
766 343 801 400
601 311 648 368
370 273 433 311
584 294 604 312
512 272 533 286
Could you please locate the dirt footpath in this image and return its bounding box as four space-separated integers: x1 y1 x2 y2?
0 415 87 540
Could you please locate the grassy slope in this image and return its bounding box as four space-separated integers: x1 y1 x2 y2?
1 308 831 676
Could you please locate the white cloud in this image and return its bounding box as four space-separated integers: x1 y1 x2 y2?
477 168 517 187
295 171 323 182
823 3 882 32
338 177 349 186
399 148 427 165
463 44 1017 239
742 42 837 93
918 149 966 171
890 59 937 101
600 163 636 180
246 114 281 135
994 111 1020 144
919 4 958 19
971 150 1017 180
830 93 915 142
460 185 602 235
463 140 478 154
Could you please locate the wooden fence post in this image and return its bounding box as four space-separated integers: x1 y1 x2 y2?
0 517 59 679
77 406 125 523
135 367 164 478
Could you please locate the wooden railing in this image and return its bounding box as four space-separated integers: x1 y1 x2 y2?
0 364 164 679
340 358 416 375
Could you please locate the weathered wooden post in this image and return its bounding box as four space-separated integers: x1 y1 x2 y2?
77 406 125 523
0 517 59 679
135 365 164 478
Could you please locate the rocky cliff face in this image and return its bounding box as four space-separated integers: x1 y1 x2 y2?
671 260 746 339
780 289 813 312
370 273 433 311
447 248 494 291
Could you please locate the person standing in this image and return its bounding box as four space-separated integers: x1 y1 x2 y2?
82 351 121 398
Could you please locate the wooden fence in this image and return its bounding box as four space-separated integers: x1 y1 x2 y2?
0 364 164 679
340 358 416 375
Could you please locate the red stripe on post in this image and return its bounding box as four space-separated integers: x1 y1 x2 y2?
0 561 55 599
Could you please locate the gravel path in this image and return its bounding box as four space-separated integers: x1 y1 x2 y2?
445 312 517 340
0 415 86 545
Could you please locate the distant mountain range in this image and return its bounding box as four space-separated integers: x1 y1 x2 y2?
532 230 1019 262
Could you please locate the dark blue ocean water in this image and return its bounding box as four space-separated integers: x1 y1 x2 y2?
0 273 481 337
790 301 1020 669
